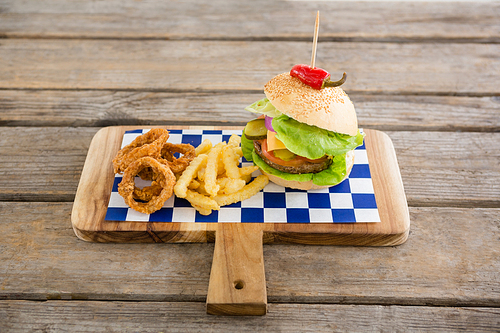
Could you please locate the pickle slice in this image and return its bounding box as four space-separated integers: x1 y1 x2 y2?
273 149 296 161
244 119 267 140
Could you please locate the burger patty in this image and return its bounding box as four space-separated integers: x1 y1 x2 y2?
254 140 332 174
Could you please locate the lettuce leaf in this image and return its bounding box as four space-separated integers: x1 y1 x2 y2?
252 150 348 186
272 115 364 160
311 154 348 186
241 132 255 161
244 98 283 118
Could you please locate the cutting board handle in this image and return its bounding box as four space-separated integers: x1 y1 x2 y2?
206 223 267 315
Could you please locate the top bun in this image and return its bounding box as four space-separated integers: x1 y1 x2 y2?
264 73 358 136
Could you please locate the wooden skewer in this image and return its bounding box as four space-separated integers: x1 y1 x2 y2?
310 11 320 68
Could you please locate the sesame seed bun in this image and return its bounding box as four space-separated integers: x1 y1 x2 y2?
264 73 358 136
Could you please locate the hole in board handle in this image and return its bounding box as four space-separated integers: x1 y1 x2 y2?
234 280 245 290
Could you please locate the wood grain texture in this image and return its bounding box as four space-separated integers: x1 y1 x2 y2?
0 127 94 202
71 126 409 246
1 1 499 42
1 127 498 207
207 224 267 316
0 0 498 325
1 39 499 95
1 90 499 132
388 131 500 207
1 301 499 333
1 203 499 307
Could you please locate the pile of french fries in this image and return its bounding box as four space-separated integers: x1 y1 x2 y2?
173 134 269 215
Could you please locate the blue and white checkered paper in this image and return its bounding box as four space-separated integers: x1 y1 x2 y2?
105 129 380 223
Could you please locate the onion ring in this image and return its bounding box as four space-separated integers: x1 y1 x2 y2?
118 156 175 214
132 180 163 202
160 143 196 174
139 142 196 180
112 128 169 174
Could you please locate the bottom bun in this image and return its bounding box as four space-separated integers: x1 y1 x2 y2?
262 150 355 191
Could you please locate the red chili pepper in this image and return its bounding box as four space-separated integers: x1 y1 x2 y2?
290 64 346 90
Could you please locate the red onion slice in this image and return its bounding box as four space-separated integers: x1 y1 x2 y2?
265 116 275 132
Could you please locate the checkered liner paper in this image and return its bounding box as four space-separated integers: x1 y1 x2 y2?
105 129 381 223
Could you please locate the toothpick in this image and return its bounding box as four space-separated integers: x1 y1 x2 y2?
310 11 320 68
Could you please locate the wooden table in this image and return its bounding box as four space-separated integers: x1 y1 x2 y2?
1 0 499 331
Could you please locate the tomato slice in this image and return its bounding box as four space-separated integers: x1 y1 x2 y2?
259 139 328 167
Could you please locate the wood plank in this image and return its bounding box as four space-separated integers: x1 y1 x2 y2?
388 130 500 207
1 1 499 42
1 301 499 332
0 127 498 207
0 203 499 307
1 40 499 95
1 90 499 132
0 127 93 202
206 224 267 316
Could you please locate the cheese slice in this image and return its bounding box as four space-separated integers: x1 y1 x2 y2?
266 130 287 151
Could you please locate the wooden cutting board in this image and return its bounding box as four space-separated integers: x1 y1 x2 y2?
71 126 410 316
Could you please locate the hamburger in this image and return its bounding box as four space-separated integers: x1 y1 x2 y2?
241 67 364 190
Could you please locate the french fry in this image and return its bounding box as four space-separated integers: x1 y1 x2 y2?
239 165 259 176
219 178 246 195
217 176 231 188
217 153 226 175
222 145 241 179
214 175 269 207
228 134 241 147
188 179 200 190
192 205 213 216
195 179 210 196
185 189 220 215
233 147 243 157
197 167 206 181
174 154 208 198
204 142 225 197
240 173 252 184
195 139 212 156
